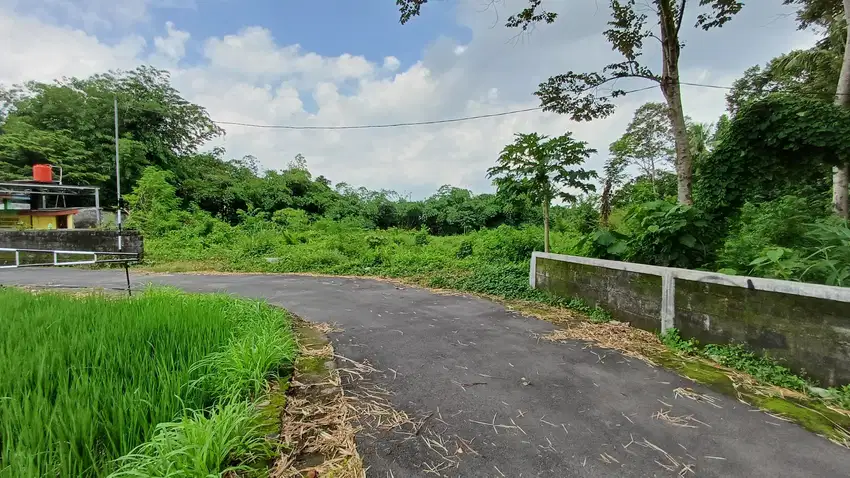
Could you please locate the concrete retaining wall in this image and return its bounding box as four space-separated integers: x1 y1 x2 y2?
531 252 850 386
0 230 143 255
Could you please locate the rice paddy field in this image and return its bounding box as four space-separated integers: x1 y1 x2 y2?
0 287 298 477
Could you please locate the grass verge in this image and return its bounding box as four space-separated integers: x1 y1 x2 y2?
0 287 297 477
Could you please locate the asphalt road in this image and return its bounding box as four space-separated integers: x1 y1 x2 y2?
3 268 849 477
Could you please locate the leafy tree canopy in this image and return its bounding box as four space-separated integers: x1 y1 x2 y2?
0 66 221 202
695 94 847 216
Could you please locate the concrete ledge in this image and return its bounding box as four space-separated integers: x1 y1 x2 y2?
530 251 850 386
0 230 144 256
531 252 850 303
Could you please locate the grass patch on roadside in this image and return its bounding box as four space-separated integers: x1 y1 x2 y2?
658 328 850 445
0 287 297 477
660 329 850 409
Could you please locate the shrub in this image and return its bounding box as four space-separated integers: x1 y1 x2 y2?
717 195 825 271
272 208 310 230
475 225 543 263
799 219 850 286
366 234 388 249
414 226 430 246
623 200 717 269
124 167 189 236
577 228 629 260
456 239 474 259
745 219 850 286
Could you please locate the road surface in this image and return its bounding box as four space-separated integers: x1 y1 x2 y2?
3 268 848 477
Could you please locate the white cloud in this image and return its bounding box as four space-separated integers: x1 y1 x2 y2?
0 0 196 30
0 2 820 198
382 56 401 72
152 21 190 64
0 9 144 85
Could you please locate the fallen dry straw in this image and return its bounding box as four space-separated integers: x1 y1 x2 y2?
274 322 419 477
272 359 364 477
541 320 667 366
652 408 711 429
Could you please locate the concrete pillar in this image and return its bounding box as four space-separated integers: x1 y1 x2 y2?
660 272 675 333
94 189 101 227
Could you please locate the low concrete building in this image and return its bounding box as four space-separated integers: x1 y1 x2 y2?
0 175 101 230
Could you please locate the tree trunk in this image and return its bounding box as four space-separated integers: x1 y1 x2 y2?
664 83 693 205
833 0 850 218
542 199 551 253
600 180 612 228
659 2 694 206
649 162 658 197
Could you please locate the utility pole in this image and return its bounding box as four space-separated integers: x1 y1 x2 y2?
114 96 122 249
114 96 131 296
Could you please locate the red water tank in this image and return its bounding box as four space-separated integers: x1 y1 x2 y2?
33 164 53 183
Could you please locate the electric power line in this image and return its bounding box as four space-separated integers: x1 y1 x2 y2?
114 80 827 132
211 84 661 130
214 106 543 130
680 81 733 90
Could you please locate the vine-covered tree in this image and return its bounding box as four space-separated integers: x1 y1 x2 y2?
397 0 743 206
487 132 597 253
782 0 849 217
694 95 850 217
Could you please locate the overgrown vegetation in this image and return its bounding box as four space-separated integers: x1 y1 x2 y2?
660 328 850 409
0 287 297 477
3 59 850 288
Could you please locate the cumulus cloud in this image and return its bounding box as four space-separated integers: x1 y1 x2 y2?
151 21 190 65
0 1 819 198
0 0 196 30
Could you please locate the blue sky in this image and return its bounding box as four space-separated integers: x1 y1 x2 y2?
0 0 820 198
161 1 470 67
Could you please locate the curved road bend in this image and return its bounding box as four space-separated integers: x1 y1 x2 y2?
3 269 849 477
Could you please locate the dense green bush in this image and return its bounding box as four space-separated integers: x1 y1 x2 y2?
717 195 826 272
576 228 629 260
746 220 850 286
473 225 544 263
622 201 717 269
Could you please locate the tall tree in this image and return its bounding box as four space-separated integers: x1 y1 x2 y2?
600 149 629 227
398 0 743 206
612 102 675 194
784 0 849 217
834 0 850 217
1 66 222 203
487 132 597 252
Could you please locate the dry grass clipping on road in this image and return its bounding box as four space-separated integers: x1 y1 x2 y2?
272 321 364 478
273 320 422 478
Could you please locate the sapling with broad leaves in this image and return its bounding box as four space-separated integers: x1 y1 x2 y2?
487 132 597 253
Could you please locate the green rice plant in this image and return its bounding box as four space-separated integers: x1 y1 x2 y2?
191 302 298 401
109 400 272 478
0 287 296 478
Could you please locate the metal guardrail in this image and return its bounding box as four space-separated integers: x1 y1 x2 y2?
0 247 139 269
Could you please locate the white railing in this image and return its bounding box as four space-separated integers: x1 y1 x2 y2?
0 247 139 269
